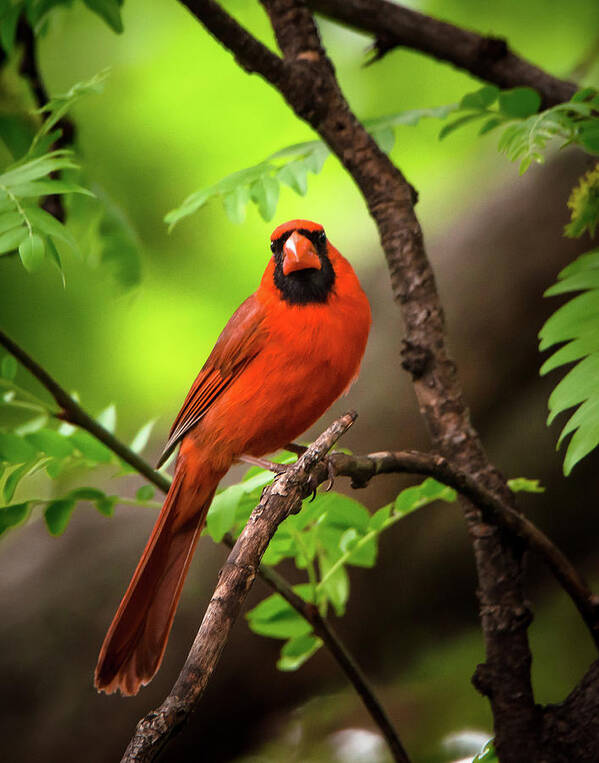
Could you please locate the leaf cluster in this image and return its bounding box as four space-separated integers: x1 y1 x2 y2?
204 469 456 671
0 0 124 54
540 249 599 474
165 105 454 229
0 359 158 536
440 85 599 174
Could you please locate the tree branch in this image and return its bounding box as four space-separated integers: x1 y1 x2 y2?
0 328 171 494
180 0 540 757
120 413 407 763
0 328 408 762
327 451 599 649
309 0 577 108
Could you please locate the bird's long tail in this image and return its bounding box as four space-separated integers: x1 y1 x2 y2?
94 459 219 695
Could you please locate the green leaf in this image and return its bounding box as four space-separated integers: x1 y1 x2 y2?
394 477 456 516
44 497 76 535
372 126 395 154
346 534 377 567
439 112 487 140
277 161 309 196
206 483 245 542
7 180 95 199
19 233 45 272
0 502 31 536
277 634 322 671
25 206 78 251
136 484 155 501
95 494 116 516
479 117 504 136
541 251 599 473
368 504 391 531
460 86 500 110
580 122 599 155
81 0 123 32
96 403 117 433
246 592 313 639
222 185 250 224
498 87 541 118
0 432 39 463
46 237 65 286
0 150 78 187
318 552 349 616
69 430 114 463
0 3 22 54
507 477 545 494
565 164 599 238
250 176 279 221
303 144 329 174
0 211 24 235
0 462 30 503
1 355 17 380
25 429 74 459
0 226 27 255
130 419 156 454
319 492 370 533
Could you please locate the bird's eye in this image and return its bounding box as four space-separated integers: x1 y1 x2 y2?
318 230 326 244
270 241 276 253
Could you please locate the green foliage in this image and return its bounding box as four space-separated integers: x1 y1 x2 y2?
207 471 455 671
540 249 599 474
0 67 143 289
0 0 123 54
0 365 159 535
565 163 599 238
165 105 454 229
507 477 545 493
440 85 599 174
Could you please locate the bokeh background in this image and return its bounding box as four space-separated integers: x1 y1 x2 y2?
1 0 599 760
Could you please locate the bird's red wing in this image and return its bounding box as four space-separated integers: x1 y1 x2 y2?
157 296 266 467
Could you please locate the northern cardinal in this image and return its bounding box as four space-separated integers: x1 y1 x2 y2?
95 219 371 695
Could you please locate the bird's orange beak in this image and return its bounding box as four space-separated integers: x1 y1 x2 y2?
282 231 322 276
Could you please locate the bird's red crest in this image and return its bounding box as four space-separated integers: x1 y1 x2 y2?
270 219 324 241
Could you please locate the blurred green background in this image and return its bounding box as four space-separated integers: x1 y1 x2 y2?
1 1 599 761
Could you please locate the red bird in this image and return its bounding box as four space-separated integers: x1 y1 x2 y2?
95 219 371 695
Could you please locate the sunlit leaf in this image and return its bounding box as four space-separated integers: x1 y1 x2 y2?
19 233 45 272
44 497 76 535
277 634 322 671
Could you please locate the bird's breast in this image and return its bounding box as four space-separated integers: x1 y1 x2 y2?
196 289 370 462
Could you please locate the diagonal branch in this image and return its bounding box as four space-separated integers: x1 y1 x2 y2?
179 0 540 758
120 413 410 763
309 0 577 108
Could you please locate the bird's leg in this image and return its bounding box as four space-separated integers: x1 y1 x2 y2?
239 454 287 474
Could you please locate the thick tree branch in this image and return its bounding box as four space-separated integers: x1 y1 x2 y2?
120 414 407 763
327 451 599 649
309 0 577 108
180 0 540 757
0 328 408 761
